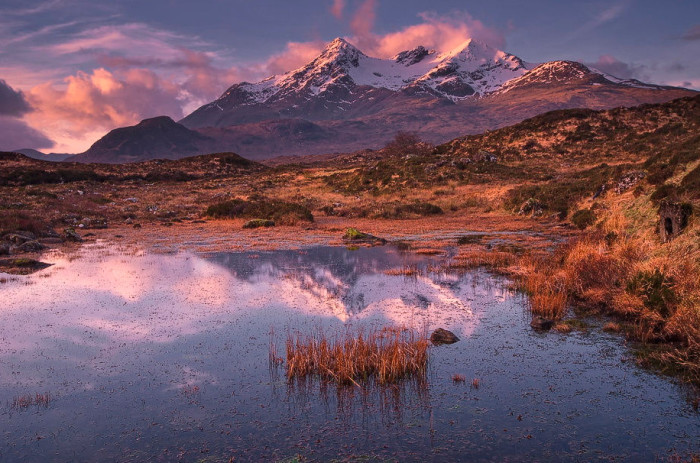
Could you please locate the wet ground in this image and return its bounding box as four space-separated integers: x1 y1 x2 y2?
0 243 697 462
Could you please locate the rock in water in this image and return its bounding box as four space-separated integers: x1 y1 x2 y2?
530 316 554 331
431 328 460 345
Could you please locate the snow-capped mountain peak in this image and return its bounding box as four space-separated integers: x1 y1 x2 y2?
183 37 681 129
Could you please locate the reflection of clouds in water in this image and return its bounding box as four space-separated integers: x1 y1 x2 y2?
0 246 502 357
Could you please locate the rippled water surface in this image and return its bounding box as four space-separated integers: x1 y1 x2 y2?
0 244 697 462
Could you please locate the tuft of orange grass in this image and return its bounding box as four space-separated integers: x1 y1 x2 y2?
519 264 568 319
450 250 515 270
553 322 573 333
602 322 622 333
452 374 466 383
284 327 429 386
471 378 480 389
384 266 419 276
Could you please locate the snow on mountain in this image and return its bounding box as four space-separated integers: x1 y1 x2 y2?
212 38 532 108
497 60 670 94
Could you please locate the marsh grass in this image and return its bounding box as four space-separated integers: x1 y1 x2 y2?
11 392 51 409
284 327 429 386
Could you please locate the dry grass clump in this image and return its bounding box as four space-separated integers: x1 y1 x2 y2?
450 250 515 270
517 254 568 319
285 327 429 386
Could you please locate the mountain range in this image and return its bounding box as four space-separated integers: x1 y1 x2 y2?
66 38 695 163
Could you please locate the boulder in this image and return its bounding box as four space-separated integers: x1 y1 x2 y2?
530 316 554 331
430 328 460 345
14 240 47 253
63 228 83 242
3 232 36 244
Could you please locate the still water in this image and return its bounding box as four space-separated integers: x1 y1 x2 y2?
0 244 697 462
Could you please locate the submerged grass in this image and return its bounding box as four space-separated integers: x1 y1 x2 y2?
284 327 429 386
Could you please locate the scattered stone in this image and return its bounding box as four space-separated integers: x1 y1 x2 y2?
430 328 460 345
133 223 142 229
63 228 83 242
518 198 544 217
243 219 275 229
659 201 693 243
530 316 554 331
615 171 646 194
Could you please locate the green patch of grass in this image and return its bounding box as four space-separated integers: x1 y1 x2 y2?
504 164 623 216
626 269 677 318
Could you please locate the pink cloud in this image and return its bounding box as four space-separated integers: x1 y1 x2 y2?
370 11 506 56
330 0 345 20
262 40 326 75
347 3 506 58
25 68 184 152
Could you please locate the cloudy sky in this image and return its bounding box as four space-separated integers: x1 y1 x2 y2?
1 0 698 153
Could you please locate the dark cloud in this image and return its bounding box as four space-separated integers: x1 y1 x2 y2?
0 115 54 150
588 55 647 80
682 24 700 41
0 79 32 116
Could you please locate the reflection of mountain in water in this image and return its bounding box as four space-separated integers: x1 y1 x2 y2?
207 246 453 319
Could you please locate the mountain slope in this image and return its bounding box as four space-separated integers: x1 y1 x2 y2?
76 38 695 163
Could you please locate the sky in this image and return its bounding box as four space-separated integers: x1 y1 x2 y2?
0 0 698 153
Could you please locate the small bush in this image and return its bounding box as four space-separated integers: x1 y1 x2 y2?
242 219 275 229
626 269 677 318
376 202 443 219
205 198 313 223
571 208 596 229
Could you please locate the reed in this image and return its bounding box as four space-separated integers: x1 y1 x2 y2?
284 327 429 386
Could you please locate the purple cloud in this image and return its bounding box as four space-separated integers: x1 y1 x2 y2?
0 79 31 116
0 115 54 150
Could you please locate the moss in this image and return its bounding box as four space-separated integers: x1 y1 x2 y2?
343 228 368 240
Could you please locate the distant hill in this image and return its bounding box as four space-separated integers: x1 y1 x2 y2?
69 116 215 164
13 148 72 162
